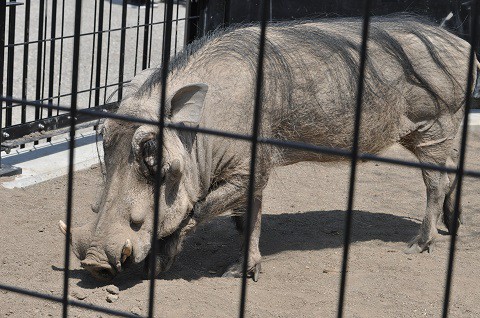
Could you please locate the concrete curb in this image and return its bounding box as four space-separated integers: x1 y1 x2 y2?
1 131 104 189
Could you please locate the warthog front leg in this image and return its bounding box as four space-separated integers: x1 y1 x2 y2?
143 217 197 278
191 174 264 279
224 196 263 281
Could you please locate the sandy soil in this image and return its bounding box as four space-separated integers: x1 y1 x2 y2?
1 130 480 318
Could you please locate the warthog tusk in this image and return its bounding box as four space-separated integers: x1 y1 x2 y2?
58 220 67 235
121 239 132 263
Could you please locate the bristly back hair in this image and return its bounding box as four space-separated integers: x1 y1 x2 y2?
137 13 464 112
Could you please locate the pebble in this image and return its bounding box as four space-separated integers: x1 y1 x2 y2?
106 294 119 303
106 285 119 295
130 306 142 316
71 290 87 300
322 268 343 274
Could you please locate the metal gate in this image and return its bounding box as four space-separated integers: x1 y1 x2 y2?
1 0 479 317
0 0 194 175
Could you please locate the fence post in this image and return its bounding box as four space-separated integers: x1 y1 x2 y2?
0 0 5 169
185 0 203 45
117 0 128 102
0 0 22 177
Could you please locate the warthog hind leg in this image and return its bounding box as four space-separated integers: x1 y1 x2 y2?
402 122 456 254
405 168 450 254
442 142 463 234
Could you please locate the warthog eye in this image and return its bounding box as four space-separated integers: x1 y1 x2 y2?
142 139 159 176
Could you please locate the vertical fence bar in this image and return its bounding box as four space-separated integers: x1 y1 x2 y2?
184 0 194 45
34 0 45 124
142 0 151 70
442 1 479 317
0 0 4 101
56 0 66 113
134 7 141 76
47 0 58 117
0 0 5 169
46 0 58 142
62 0 82 316
173 0 180 55
103 0 113 103
118 0 127 101
147 2 154 68
5 0 16 127
147 1 174 317
238 0 269 317
87 0 98 108
21 0 30 127
337 0 372 317
94 0 104 107
223 0 230 27
40 0 49 118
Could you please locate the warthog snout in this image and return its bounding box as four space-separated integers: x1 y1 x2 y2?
59 220 140 281
80 239 132 282
80 258 116 282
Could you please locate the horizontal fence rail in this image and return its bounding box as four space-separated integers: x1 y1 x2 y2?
1 0 480 317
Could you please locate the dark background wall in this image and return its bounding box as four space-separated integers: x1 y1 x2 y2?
186 0 474 42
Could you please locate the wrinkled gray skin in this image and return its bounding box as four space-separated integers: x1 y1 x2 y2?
60 16 478 281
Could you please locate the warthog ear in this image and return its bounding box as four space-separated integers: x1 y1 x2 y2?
169 84 208 125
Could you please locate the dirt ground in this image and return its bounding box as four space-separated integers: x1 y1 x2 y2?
1 129 480 318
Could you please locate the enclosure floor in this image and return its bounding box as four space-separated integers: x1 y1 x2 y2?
1 130 480 318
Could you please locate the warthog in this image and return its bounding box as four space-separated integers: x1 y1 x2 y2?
59 15 478 281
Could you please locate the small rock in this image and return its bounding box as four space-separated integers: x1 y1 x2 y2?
322 269 343 274
106 294 119 303
71 290 87 300
106 285 119 295
130 306 142 316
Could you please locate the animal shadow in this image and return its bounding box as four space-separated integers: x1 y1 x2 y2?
160 209 421 281
70 265 146 290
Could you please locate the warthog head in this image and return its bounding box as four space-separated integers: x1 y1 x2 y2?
59 82 208 281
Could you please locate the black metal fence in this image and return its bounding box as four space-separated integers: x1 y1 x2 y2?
0 0 193 175
192 0 478 42
1 0 480 317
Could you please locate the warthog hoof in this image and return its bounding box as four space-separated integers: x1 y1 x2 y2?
442 212 463 235
404 240 434 254
222 262 262 282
